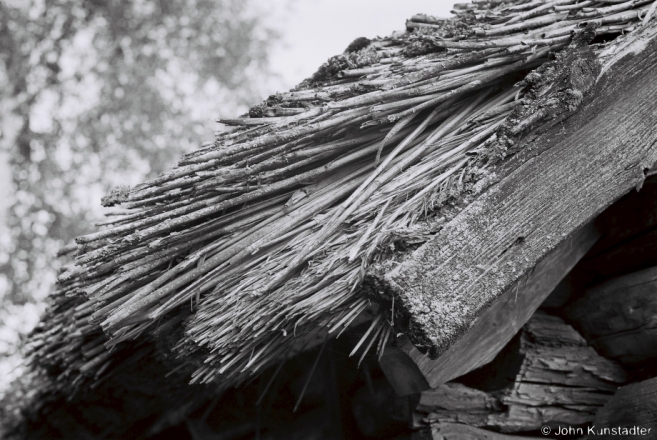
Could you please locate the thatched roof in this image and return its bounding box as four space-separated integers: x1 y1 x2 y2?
9 0 657 425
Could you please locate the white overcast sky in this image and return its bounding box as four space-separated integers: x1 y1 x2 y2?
268 0 455 91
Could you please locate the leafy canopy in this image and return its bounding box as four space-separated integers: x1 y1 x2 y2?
0 0 280 385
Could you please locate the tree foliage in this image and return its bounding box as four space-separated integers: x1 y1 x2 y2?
0 0 279 382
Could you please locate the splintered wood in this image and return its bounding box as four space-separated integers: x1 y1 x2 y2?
413 313 626 436
412 423 544 440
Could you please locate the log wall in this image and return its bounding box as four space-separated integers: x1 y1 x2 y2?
413 312 626 436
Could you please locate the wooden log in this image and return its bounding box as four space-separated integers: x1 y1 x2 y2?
379 224 600 394
412 423 544 440
584 377 657 440
565 265 657 365
542 174 657 309
540 273 580 310
413 313 626 434
539 171 657 306
369 23 657 393
587 176 657 262
577 177 657 280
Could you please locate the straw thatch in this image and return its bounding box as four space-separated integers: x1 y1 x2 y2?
14 0 657 415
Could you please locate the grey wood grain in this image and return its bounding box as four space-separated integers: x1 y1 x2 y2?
369 25 657 390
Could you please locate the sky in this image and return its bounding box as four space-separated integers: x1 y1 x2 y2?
268 0 455 91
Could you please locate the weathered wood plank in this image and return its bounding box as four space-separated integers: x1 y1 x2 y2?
413 313 626 433
588 176 657 260
367 24 657 384
584 377 657 440
565 265 657 365
415 382 500 428
381 223 599 392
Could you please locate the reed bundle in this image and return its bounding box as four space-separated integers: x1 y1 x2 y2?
26 0 656 393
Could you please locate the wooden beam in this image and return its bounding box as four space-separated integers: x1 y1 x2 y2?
412 313 625 433
350 377 416 438
413 423 544 440
565 265 657 365
589 177 657 256
380 223 599 393
585 377 657 440
369 24 657 391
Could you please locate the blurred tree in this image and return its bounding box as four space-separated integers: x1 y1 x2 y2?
0 0 280 385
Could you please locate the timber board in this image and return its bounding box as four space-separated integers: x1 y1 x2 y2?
370 24 657 391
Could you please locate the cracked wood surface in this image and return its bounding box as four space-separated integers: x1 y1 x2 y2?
413 313 626 435
585 377 657 440
380 223 599 394
368 24 657 387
